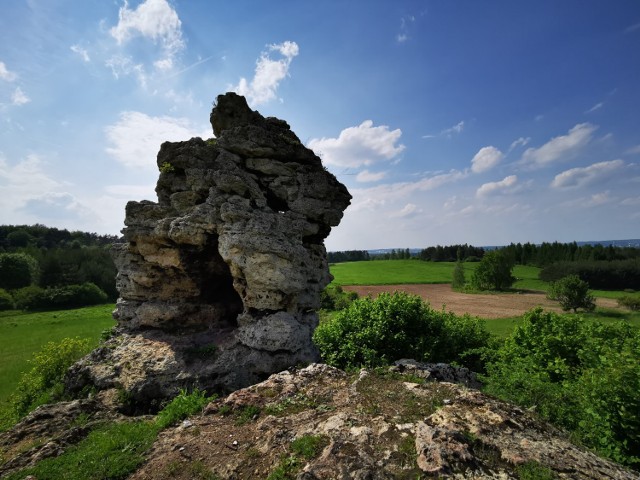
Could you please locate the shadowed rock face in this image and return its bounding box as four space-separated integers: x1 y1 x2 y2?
66 93 351 406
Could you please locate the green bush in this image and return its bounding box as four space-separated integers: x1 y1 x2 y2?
320 284 357 310
313 291 490 370
0 288 14 310
547 274 595 313
451 259 466 290
0 252 39 289
618 294 640 311
471 250 515 291
156 388 216 429
10 337 92 419
13 282 108 311
483 308 640 469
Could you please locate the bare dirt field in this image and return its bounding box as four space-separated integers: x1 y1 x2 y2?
342 284 619 318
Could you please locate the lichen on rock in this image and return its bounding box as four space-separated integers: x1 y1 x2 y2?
65 92 351 406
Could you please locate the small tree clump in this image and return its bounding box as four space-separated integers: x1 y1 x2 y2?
451 250 466 290
471 250 515 291
547 274 596 313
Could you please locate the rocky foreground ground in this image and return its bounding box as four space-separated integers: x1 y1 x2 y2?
2 362 637 479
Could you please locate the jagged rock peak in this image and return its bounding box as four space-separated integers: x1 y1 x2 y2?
65 93 351 406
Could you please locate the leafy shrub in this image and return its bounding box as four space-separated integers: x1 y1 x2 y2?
10 337 92 419
320 284 357 310
156 388 216 429
0 252 39 289
618 294 640 311
13 282 108 310
451 259 466 290
313 291 490 370
471 250 515 291
0 288 14 310
483 308 640 469
547 274 595 313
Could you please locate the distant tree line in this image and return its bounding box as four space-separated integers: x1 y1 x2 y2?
327 250 370 263
501 241 640 267
418 244 485 262
0 225 120 310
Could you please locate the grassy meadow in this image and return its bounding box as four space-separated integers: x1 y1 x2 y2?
0 305 116 403
329 260 640 337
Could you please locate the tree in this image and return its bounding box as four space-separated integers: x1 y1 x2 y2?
451 249 466 290
0 253 39 290
471 249 515 291
547 274 596 313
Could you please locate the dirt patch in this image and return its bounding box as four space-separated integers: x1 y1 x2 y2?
342 284 619 318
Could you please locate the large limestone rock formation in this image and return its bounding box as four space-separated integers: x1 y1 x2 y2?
66 93 351 406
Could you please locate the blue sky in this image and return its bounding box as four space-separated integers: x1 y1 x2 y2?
1 0 639 251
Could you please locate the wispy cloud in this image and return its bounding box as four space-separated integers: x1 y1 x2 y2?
392 203 422 218
308 120 404 169
508 137 530 152
585 102 603 114
471 146 503 173
624 21 640 33
550 159 624 189
520 123 597 169
356 170 387 183
0 61 17 81
476 175 518 197
234 41 299 106
625 145 640 155
396 15 416 43
105 111 210 169
11 87 30 105
423 120 465 139
70 44 90 62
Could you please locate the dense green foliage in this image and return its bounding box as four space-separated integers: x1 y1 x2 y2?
320 284 358 310
451 257 466 290
471 250 516 291
0 253 39 289
0 224 118 303
503 241 640 266
483 308 640 469
313 292 490 371
0 288 14 310
156 388 216 429
327 250 370 263
9 337 92 420
12 282 108 311
547 275 596 313
418 243 485 262
540 259 640 291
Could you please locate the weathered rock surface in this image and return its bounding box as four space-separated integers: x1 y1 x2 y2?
129 363 638 480
65 92 351 405
3 363 637 479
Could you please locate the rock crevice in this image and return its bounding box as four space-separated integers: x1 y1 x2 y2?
66 92 351 402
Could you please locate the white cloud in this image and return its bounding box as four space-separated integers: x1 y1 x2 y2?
396 15 415 44
588 191 612 206
396 34 408 43
508 137 530 152
585 102 603 113
476 175 518 197
234 41 299 106
0 61 17 81
471 146 503 174
521 123 597 168
308 120 404 168
392 203 421 218
105 55 147 87
11 87 30 105
442 120 464 136
70 44 90 62
550 159 624 189
356 169 387 183
625 145 640 155
153 57 173 71
349 169 467 212
105 111 210 169
621 196 640 206
110 0 184 58
22 192 93 221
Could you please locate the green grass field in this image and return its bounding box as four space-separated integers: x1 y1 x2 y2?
330 260 461 285
0 305 116 403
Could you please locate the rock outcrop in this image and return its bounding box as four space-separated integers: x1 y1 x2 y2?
65 93 351 405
